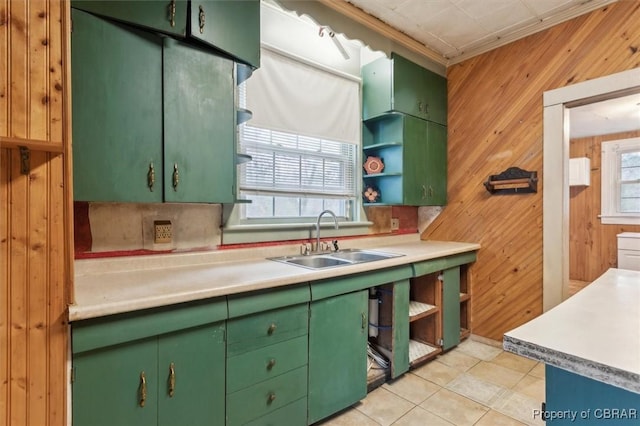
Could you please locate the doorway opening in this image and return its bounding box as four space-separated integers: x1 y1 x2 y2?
542 67 640 311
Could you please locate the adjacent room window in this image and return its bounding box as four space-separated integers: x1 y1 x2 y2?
601 137 640 224
237 47 361 223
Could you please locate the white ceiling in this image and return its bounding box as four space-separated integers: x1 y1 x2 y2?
346 0 617 64
341 0 637 137
570 93 640 138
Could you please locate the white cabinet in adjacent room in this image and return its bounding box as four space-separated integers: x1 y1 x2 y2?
617 232 640 271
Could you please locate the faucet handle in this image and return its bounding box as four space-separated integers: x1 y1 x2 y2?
301 243 312 255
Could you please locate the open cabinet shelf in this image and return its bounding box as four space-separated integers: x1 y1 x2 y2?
408 272 442 367
409 339 441 365
409 300 439 321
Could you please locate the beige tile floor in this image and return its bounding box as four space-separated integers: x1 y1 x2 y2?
318 339 546 426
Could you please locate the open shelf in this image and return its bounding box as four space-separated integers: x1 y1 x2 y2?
363 141 403 151
409 339 441 366
409 300 438 322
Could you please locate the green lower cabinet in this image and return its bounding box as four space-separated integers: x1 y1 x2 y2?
72 323 226 426
441 267 461 351
73 337 158 426
308 290 368 424
158 325 226 426
227 366 308 425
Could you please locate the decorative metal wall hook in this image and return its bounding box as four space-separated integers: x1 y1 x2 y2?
484 167 537 195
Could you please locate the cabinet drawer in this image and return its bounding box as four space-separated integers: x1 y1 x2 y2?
226 366 308 426
618 233 640 251
227 304 308 356
618 249 640 271
244 397 307 426
227 335 308 393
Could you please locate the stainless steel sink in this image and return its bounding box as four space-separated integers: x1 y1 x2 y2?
269 249 403 270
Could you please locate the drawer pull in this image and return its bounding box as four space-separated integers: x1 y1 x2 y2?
267 392 276 404
139 372 147 407
266 358 276 370
168 363 176 397
267 323 277 335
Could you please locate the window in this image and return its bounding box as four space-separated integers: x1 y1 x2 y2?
239 125 356 220
223 46 369 243
237 47 361 223
601 137 640 224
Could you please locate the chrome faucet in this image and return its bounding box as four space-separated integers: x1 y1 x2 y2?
315 210 339 253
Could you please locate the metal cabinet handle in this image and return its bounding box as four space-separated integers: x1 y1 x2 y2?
266 358 276 370
139 372 147 407
267 323 276 335
422 185 427 199
147 162 155 192
361 313 366 330
198 5 205 34
429 185 434 197
172 163 179 191
168 0 176 27
168 363 176 397
418 101 423 112
267 392 276 404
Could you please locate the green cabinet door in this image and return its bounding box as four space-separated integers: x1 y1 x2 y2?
424 121 447 205
73 338 158 426
404 118 447 206
441 267 461 351
158 324 226 426
308 290 368 424
362 53 447 125
190 0 260 68
163 38 235 203
72 8 163 202
402 116 429 205
71 1 188 36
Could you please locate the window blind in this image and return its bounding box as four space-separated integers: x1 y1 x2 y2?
239 125 356 198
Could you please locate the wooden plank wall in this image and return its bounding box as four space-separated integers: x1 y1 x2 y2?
0 1 71 425
569 130 640 282
421 1 640 341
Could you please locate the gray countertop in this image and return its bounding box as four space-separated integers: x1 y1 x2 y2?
504 268 640 394
70 235 480 321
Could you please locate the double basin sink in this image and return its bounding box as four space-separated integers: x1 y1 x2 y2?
270 248 403 270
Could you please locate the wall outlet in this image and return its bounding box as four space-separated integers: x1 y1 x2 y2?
154 220 172 244
391 218 400 231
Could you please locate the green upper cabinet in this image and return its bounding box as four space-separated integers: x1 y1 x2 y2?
71 0 189 37
71 0 260 68
72 8 164 202
190 0 260 68
362 114 447 206
72 9 235 203
162 38 235 203
362 53 447 125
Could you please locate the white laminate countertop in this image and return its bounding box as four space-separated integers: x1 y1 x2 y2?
503 268 640 394
70 235 480 322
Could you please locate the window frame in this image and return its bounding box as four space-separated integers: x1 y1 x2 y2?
222 45 373 244
600 137 640 225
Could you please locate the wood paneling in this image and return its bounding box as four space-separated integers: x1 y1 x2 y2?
421 1 640 340
0 0 71 425
569 130 640 282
